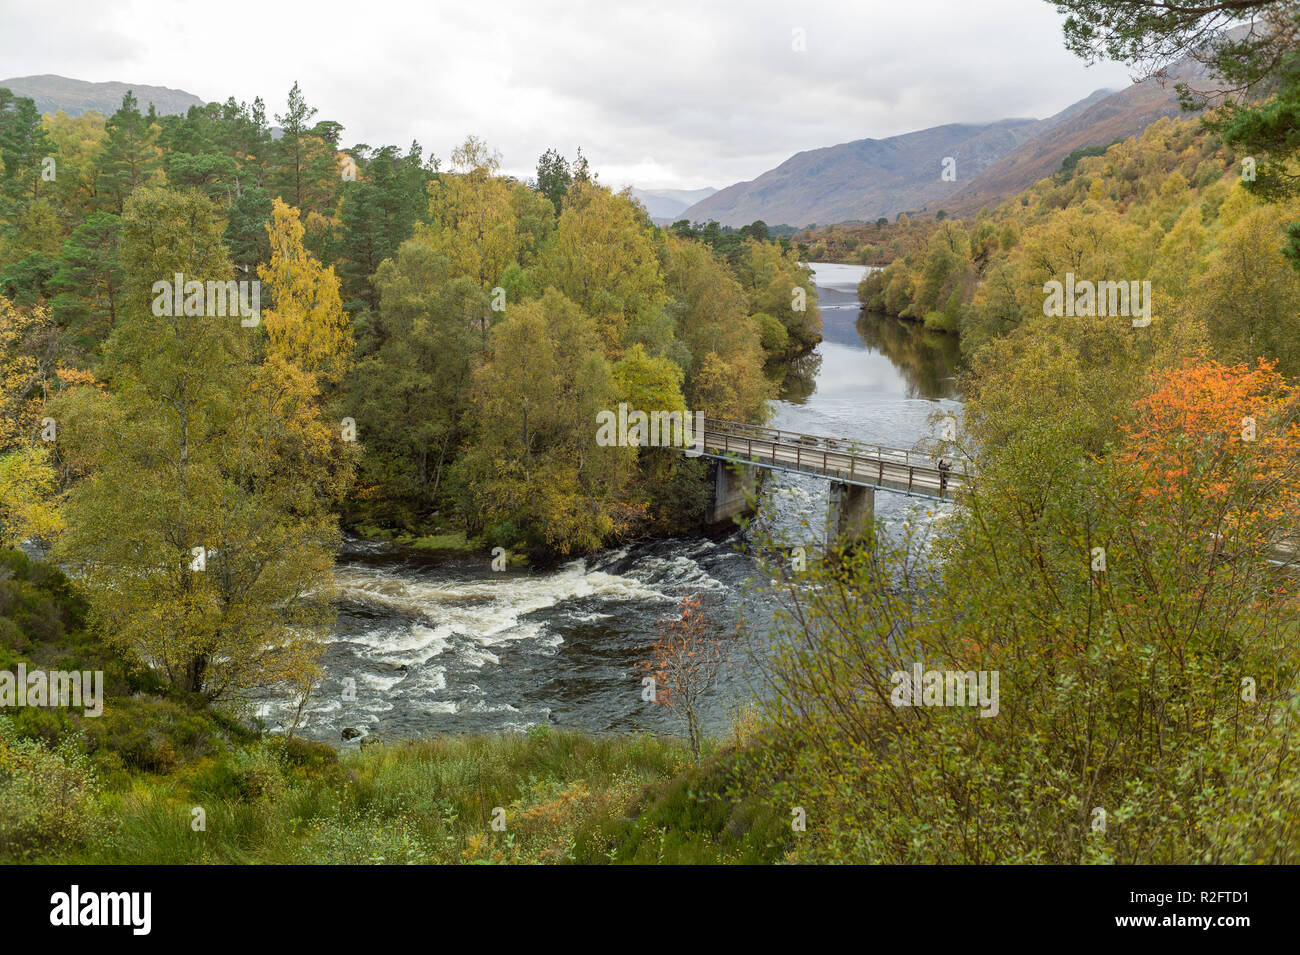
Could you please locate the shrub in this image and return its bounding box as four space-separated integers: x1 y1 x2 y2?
78 696 236 773
187 745 287 803
0 717 103 859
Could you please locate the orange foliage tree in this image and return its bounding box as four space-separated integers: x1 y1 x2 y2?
1116 359 1300 560
641 595 725 763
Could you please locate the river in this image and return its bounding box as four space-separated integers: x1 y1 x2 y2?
276 264 963 744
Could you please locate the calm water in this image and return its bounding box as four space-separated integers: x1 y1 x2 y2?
270 264 963 743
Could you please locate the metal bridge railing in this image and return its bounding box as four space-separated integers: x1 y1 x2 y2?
698 417 969 498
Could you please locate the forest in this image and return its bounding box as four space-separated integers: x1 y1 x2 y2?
0 83 819 565
4 0 1300 870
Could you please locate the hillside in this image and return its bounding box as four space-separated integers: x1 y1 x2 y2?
679 118 1047 228
0 74 205 117
926 53 1211 218
680 40 1224 230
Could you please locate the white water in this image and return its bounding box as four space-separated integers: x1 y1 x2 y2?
263 264 963 743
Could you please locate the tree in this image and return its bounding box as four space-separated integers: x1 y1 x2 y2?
271 83 338 217
0 447 61 548
53 186 345 702
0 296 59 546
336 144 429 311
732 238 820 355
1050 1 1288 84
0 90 54 201
48 212 122 353
535 148 572 214
42 110 107 218
1194 199 1300 374
94 92 161 214
274 82 317 211
1050 1 1300 264
258 198 353 389
453 288 634 555
641 595 725 763
166 150 239 203
347 242 483 525
612 343 687 417
223 186 273 273
662 235 771 420
537 180 664 350
1117 359 1300 533
421 137 526 297
0 296 51 452
0 252 59 306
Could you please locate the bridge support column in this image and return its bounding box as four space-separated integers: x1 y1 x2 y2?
826 482 873 547
705 460 758 526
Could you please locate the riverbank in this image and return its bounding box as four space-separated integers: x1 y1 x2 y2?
5 720 791 864
0 547 784 864
274 263 962 747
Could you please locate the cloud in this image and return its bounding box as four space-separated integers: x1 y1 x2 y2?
3 0 1137 191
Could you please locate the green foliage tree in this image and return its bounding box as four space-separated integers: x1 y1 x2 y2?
535 147 573 214
0 90 54 202
454 288 633 555
94 93 162 214
271 83 339 217
53 186 346 702
348 241 484 526
337 144 430 311
48 211 122 353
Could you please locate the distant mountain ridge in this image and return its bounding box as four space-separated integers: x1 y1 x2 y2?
680 118 1048 228
679 46 1218 228
629 186 718 221
0 74 205 117
925 54 1211 218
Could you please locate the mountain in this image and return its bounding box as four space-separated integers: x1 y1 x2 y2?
629 186 718 220
679 47 1218 229
0 74 205 117
925 55 1212 218
678 118 1048 228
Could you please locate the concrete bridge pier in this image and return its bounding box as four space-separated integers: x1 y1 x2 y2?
705 459 758 526
826 481 874 547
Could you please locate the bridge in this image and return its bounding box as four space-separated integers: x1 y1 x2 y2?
691 417 966 546
688 418 1300 565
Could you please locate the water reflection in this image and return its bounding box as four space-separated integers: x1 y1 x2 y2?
854 311 962 401
767 351 821 404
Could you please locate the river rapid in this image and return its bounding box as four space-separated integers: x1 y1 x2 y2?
271 264 964 744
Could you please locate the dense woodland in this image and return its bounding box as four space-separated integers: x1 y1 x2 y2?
853 117 1300 359
0 83 819 565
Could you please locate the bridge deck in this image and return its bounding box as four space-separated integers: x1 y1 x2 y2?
697 417 966 501
690 419 1300 562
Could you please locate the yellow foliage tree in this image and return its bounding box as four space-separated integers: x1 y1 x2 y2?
420 136 522 293
258 198 353 389
0 296 60 546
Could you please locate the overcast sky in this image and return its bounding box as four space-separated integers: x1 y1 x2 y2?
3 0 1138 191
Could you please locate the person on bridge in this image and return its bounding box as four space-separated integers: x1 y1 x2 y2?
938 458 951 493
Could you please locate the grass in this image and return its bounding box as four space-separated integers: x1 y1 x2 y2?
400 531 476 552
18 726 792 865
